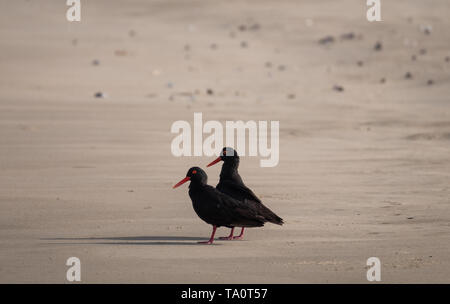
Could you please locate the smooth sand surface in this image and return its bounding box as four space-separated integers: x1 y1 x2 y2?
0 0 449 283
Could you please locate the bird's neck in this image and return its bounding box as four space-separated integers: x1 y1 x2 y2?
220 160 243 183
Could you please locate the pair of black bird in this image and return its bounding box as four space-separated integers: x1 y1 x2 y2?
173 147 283 244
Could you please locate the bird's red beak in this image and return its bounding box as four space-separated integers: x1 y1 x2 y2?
173 176 190 189
207 156 222 167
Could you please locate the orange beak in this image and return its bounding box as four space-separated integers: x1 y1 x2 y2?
207 156 222 167
172 176 190 189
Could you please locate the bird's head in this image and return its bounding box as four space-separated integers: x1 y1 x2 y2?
172 167 207 188
207 147 239 167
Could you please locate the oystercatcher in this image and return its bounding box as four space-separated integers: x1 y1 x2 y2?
173 167 271 244
207 147 283 240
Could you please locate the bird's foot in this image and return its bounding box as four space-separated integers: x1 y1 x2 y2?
197 240 214 245
219 236 234 240
232 236 243 240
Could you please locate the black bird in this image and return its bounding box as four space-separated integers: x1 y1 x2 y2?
173 167 270 244
207 147 283 240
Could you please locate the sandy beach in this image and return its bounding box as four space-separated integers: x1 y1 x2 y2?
0 0 449 283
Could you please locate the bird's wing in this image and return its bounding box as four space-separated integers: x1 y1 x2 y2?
217 180 262 204
201 187 265 227
213 188 266 227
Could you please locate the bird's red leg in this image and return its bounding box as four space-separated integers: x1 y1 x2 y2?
198 225 217 244
233 227 245 240
219 227 235 240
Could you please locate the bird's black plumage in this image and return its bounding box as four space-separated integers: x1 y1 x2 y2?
212 147 284 226
180 167 267 228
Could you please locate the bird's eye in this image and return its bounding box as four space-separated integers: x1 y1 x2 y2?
192 170 197 174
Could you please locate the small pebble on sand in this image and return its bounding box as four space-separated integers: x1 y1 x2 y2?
380 78 386 84
357 60 364 67
427 79 434 86
404 72 413 79
333 85 344 92
374 41 382 51
419 48 427 55
419 24 432 35
206 89 214 95
340 32 355 40
411 55 417 61
318 36 334 45
238 25 247 31
92 59 100 66
94 92 107 98
240 41 248 48
445 56 450 62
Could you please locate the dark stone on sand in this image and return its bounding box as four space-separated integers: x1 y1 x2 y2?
340 32 355 40
446 56 450 62
238 25 247 31
427 79 434 85
240 41 248 48
404 72 412 79
419 48 427 55
357 60 364 67
318 36 335 45
374 41 382 51
206 89 214 95
380 78 386 84
333 85 344 92
94 92 106 98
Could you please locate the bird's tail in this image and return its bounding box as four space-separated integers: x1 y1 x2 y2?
259 203 284 225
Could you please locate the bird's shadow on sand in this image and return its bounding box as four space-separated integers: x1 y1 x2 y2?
41 236 222 246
